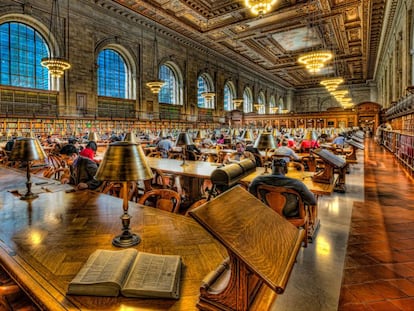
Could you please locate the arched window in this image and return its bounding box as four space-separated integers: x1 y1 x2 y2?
279 97 285 112
243 87 253 113
159 62 183 105
256 92 266 114
0 22 49 89
97 48 131 99
224 81 236 111
269 95 277 113
197 73 215 109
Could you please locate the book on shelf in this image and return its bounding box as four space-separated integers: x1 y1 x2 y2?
67 249 182 299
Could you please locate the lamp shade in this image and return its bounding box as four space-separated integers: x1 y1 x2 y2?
195 130 205 140
175 132 193 146
88 132 99 142
123 132 137 143
95 142 153 182
254 133 277 150
242 129 253 141
9 138 47 162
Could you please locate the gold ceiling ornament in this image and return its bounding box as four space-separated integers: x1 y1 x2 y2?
298 50 333 74
146 23 165 94
244 0 277 16
41 0 71 78
320 77 344 91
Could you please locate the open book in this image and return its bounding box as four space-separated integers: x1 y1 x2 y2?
67 249 182 299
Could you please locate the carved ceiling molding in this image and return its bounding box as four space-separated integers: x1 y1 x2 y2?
107 0 385 90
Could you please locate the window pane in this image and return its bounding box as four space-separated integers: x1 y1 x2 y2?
159 65 176 104
0 22 49 89
97 49 127 98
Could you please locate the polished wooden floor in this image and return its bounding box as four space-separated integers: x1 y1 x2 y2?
339 139 414 310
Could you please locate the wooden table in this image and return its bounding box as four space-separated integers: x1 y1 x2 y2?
146 158 219 202
0 166 279 310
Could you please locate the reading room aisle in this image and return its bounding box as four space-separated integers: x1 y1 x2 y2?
271 138 414 311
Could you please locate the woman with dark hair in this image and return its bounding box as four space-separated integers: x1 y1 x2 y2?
80 141 98 160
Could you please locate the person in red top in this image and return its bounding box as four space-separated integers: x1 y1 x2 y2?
80 141 97 160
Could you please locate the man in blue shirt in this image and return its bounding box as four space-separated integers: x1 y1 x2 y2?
157 136 174 158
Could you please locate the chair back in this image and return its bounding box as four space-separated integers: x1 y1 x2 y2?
138 189 181 213
256 184 308 247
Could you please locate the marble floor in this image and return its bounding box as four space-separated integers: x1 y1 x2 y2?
271 145 365 311
271 138 414 311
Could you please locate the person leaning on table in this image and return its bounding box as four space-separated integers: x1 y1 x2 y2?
248 158 316 218
59 144 101 190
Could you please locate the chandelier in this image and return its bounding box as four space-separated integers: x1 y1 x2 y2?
146 23 165 94
298 51 333 74
331 89 349 100
201 92 216 101
232 99 243 109
41 0 71 78
320 77 344 92
244 0 277 16
270 107 278 114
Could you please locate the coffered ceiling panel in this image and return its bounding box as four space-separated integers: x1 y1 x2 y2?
113 0 385 90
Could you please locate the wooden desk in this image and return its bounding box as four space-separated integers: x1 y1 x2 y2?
146 158 219 202
0 167 280 310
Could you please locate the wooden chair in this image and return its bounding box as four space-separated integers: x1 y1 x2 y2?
138 189 181 213
185 198 208 217
147 151 162 158
256 184 309 247
98 181 138 202
288 161 305 172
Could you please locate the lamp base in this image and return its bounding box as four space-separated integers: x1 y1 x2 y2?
20 192 38 200
180 162 189 166
112 232 141 248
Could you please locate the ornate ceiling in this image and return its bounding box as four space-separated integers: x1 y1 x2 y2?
112 0 386 90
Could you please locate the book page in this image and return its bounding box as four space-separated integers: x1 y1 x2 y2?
121 252 181 299
67 249 137 296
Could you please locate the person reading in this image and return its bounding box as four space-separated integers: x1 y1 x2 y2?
59 144 101 190
248 159 316 218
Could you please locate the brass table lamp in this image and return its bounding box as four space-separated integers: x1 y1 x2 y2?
254 132 277 174
9 138 47 200
95 141 153 247
175 132 193 166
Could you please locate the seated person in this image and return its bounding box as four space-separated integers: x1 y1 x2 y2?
186 144 201 160
216 134 225 144
299 137 320 152
332 134 345 147
59 144 101 190
223 142 255 164
248 159 316 218
4 137 16 151
274 139 301 163
80 141 98 160
157 136 174 158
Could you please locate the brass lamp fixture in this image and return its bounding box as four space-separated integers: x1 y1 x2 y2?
232 99 243 110
41 0 71 78
254 132 277 173
298 51 333 74
146 23 165 94
320 77 344 92
10 138 47 200
175 132 194 166
244 0 277 16
88 131 99 142
95 142 153 247
201 92 216 101
241 129 253 142
123 132 137 143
